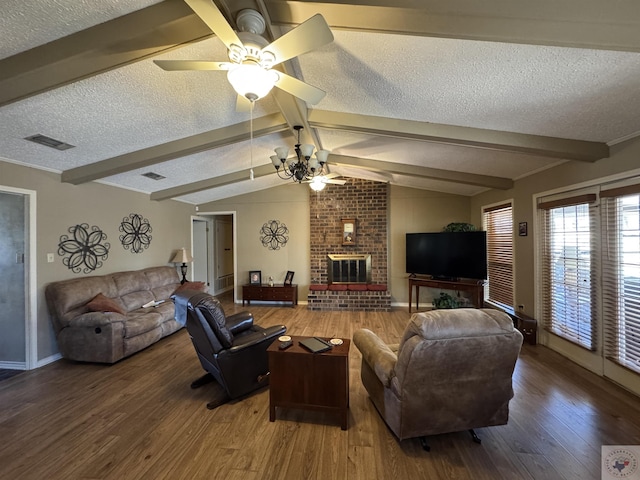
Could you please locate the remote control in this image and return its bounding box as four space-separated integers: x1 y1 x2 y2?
278 340 293 350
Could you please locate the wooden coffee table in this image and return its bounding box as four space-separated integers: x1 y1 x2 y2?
268 336 350 430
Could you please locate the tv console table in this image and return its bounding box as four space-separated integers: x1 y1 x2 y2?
242 284 298 308
408 277 484 313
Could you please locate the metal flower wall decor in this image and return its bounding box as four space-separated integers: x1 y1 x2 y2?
58 223 110 273
260 220 289 250
119 213 152 253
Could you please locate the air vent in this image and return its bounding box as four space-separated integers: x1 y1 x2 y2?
24 134 75 151
142 172 166 180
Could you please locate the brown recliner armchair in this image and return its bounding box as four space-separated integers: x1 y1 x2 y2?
353 308 522 450
174 291 286 409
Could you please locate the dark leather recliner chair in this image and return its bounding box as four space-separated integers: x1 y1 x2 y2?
174 291 286 408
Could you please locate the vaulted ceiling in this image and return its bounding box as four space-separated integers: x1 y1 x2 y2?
1 0 639 205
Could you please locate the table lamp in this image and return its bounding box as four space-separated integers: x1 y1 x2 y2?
171 248 193 284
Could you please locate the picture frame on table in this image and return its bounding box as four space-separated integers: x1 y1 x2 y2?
284 271 295 286
249 270 262 285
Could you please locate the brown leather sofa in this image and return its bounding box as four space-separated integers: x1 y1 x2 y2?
45 266 183 363
353 308 522 447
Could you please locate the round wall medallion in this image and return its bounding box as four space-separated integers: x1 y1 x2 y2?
58 223 110 273
119 213 152 254
260 220 289 250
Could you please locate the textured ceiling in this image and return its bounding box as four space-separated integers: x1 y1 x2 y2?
1 0 639 204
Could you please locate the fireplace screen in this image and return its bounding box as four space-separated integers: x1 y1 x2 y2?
327 254 372 284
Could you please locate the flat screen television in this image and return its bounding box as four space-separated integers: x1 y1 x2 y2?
406 231 488 280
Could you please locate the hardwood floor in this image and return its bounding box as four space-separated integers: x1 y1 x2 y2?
2 295 640 479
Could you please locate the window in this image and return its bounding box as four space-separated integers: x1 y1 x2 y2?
538 194 598 350
483 203 513 309
602 185 640 374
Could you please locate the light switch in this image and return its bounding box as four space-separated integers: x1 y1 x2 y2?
47 253 54 263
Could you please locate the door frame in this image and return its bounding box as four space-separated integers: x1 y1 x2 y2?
0 185 37 370
191 210 237 302
191 215 213 286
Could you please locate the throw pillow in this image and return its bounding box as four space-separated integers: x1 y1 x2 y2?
87 293 126 315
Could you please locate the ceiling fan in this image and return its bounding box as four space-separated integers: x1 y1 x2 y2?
306 173 347 191
154 0 334 104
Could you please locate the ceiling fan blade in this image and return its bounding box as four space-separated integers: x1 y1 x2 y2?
153 60 231 71
264 14 333 66
323 172 340 180
185 0 242 51
274 72 326 104
326 179 347 185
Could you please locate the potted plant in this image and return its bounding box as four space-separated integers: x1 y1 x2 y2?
432 292 462 309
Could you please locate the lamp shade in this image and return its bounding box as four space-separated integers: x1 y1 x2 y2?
274 147 289 161
171 248 193 264
315 149 330 165
300 144 314 158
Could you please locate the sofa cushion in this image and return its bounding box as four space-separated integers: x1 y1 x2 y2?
124 312 163 338
145 266 181 300
87 293 126 315
173 281 207 295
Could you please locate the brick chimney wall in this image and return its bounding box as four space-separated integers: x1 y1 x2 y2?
309 178 388 285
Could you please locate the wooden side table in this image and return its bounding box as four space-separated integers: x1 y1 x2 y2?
268 336 350 430
242 284 298 307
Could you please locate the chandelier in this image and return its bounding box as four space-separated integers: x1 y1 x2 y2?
270 126 330 183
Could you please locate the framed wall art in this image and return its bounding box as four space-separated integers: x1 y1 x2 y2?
519 222 528 237
342 218 356 245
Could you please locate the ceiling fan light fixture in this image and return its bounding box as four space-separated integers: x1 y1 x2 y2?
309 176 327 191
227 64 277 101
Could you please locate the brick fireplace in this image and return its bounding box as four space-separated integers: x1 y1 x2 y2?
308 178 391 311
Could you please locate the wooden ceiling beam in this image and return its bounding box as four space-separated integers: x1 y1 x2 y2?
330 154 513 190
265 0 640 53
0 1 210 107
308 110 609 162
62 113 288 184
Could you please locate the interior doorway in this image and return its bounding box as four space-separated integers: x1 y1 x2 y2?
0 186 36 370
191 212 236 298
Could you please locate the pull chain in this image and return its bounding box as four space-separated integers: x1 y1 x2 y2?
250 100 255 181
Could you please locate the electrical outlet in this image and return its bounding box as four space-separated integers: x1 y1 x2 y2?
518 304 525 312
47 253 54 263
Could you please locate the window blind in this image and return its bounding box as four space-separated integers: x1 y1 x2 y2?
602 190 640 374
483 203 513 309
538 198 598 350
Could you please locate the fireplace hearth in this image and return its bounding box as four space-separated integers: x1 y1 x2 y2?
328 254 372 284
